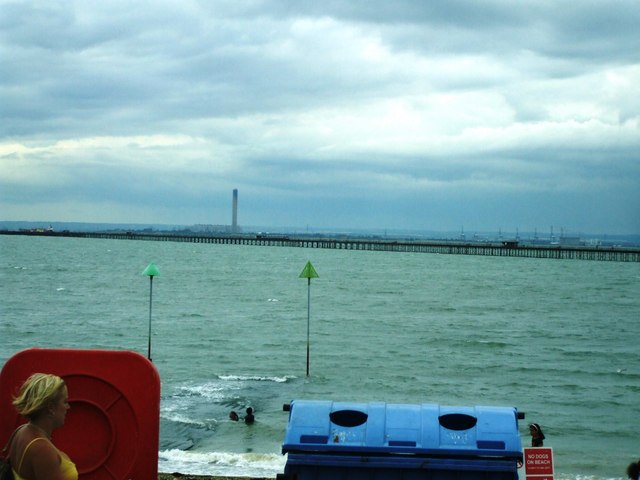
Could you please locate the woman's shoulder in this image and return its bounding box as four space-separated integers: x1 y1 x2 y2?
13 426 46 446
11 430 61 478
10 428 56 464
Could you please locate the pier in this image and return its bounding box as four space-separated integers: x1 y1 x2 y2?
2 230 639 262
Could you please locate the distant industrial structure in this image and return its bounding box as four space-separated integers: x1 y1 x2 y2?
188 189 241 234
232 189 238 233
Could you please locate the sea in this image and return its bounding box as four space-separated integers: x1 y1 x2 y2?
1 234 638 479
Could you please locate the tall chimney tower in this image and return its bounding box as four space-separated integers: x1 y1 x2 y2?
232 189 238 233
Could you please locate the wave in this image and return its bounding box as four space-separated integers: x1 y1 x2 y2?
170 381 241 400
554 475 626 480
161 416 230 448
164 375 295 405
218 374 296 383
160 411 214 429
158 449 286 478
442 339 510 349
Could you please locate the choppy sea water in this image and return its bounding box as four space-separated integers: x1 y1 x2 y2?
1 235 638 479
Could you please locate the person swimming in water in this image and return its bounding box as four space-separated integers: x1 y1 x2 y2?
529 423 545 447
626 459 640 480
244 407 254 424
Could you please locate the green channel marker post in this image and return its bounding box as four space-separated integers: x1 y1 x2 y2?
299 261 319 376
142 262 160 362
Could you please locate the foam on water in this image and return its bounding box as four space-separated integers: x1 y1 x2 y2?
159 449 286 477
218 374 296 383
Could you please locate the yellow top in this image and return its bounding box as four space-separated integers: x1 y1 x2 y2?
12 437 78 480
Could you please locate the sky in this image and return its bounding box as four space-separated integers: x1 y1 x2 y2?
1 1 639 235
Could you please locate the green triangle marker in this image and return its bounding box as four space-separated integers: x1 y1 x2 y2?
299 261 319 279
142 262 160 277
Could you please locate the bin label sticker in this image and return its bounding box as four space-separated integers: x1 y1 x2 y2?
443 430 469 445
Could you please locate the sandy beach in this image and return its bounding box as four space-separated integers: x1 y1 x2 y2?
0 465 268 480
0 466 270 480
159 474 271 480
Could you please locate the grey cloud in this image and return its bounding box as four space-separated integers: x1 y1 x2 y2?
0 0 638 234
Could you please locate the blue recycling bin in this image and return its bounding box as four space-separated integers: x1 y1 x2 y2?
278 400 524 480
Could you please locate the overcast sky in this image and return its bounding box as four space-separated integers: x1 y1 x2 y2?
1 1 639 235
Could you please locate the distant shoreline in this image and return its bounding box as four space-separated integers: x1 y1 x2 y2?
1 220 639 246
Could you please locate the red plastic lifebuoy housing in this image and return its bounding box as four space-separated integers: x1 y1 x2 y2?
0 348 160 479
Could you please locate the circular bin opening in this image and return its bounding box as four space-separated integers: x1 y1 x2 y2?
330 410 368 427
439 413 477 431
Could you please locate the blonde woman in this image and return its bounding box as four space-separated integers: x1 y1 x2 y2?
5 373 77 480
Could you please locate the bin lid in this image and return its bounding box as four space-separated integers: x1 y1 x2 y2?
282 400 523 460
0 348 160 480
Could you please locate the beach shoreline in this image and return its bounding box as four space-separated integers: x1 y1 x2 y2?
159 475 271 480
0 465 268 480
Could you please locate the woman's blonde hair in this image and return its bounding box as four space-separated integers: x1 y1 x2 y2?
12 373 66 419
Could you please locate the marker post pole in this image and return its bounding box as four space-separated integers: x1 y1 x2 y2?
142 262 160 361
299 261 319 376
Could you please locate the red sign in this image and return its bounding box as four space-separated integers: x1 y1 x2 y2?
524 447 554 478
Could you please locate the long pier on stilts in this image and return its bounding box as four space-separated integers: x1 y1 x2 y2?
2 230 639 262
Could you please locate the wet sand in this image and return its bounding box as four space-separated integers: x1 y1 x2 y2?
159 474 271 480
